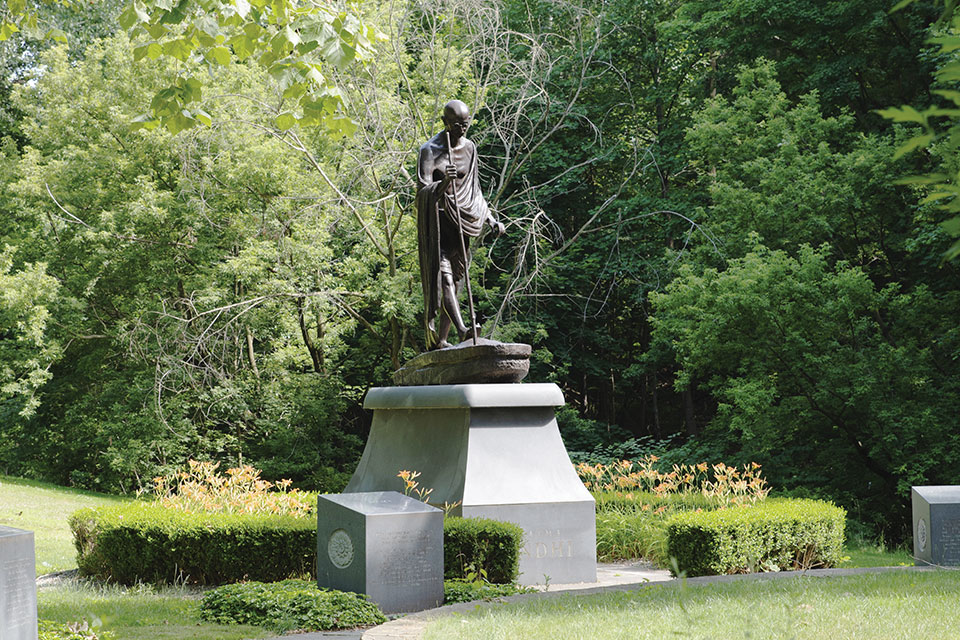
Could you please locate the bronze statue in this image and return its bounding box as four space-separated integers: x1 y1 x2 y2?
416 100 505 350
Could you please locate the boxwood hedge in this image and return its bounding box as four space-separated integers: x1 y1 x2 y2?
666 498 846 576
443 517 524 584
71 502 526 587
70 502 315 585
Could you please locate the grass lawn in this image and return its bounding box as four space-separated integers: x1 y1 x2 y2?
39 580 270 640
424 569 960 640
841 542 912 568
0 475 129 574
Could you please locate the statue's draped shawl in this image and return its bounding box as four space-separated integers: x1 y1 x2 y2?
416 133 490 349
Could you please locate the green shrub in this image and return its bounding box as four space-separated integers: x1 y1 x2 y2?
443 579 535 603
666 498 846 576
70 502 314 585
443 517 524 584
199 580 386 632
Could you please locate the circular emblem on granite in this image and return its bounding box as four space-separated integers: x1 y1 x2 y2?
918 518 928 553
327 529 354 569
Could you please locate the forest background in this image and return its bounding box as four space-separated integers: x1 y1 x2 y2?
0 0 957 543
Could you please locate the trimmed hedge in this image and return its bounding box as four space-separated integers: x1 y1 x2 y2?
666 498 846 576
199 580 386 632
443 517 524 584
70 502 314 585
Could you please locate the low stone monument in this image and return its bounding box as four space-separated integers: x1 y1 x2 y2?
316 491 443 614
345 383 597 585
0 526 38 640
912 485 960 566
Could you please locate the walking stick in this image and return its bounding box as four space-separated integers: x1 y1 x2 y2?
446 130 478 346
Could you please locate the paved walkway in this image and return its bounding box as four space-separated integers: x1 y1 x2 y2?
266 564 933 640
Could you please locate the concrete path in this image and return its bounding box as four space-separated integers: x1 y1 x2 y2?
264 564 933 640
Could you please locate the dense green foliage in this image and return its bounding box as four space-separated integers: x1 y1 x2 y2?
443 517 524 584
38 619 116 640
0 0 957 545
442 579 534 604
666 499 846 576
199 580 386 633
70 503 314 584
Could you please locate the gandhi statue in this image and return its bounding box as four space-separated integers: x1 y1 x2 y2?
416 100 505 350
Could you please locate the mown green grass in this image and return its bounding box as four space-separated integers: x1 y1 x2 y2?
424 569 960 640
841 542 912 568
38 580 270 640
0 475 129 574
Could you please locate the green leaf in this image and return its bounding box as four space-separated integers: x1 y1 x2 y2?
930 35 960 53
324 114 357 137
893 174 949 186
932 90 960 106
920 191 957 205
942 216 960 236
145 23 168 39
163 38 195 62
893 133 934 160
235 0 252 18
944 238 960 261
275 112 297 130
228 34 255 60
875 106 927 125
0 21 17 42
45 28 68 44
194 109 213 126
889 0 918 11
118 6 138 30
130 113 161 130
206 46 231 65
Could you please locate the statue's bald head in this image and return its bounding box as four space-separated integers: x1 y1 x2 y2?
443 100 470 122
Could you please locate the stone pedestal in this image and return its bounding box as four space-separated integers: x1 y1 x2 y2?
0 526 37 640
912 486 960 566
345 384 596 585
316 492 443 614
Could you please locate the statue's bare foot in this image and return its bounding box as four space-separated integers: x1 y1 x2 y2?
436 339 454 349
458 325 481 342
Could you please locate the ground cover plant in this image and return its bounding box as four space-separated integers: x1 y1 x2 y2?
199 580 386 633
422 570 958 640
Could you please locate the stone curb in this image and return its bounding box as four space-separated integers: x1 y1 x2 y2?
359 565 936 640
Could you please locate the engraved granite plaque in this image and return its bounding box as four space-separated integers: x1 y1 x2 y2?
0 526 38 640
316 491 443 614
912 486 960 566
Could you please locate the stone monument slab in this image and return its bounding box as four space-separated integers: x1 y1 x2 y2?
316 491 443 614
912 485 960 566
0 526 37 640
346 383 597 585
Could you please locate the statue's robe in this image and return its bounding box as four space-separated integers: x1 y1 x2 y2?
416 133 491 350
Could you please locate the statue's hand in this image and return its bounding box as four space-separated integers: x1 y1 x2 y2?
442 163 458 188
489 219 506 238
